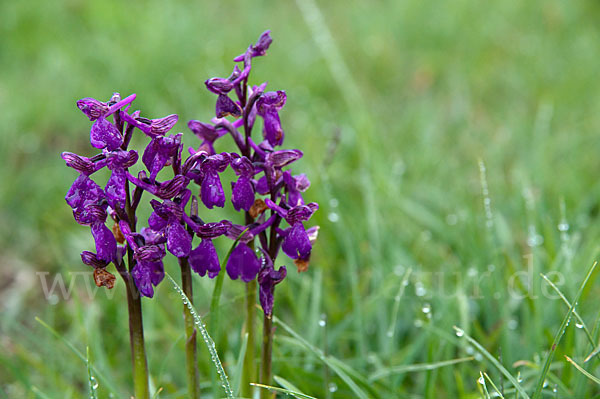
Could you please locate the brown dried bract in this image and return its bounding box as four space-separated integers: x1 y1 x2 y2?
112 222 125 244
294 258 310 273
94 268 116 289
249 198 268 219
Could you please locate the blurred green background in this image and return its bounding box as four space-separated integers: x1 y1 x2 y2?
3 0 600 397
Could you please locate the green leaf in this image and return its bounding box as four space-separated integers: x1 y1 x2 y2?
532 261 598 399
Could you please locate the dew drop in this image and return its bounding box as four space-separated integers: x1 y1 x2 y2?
421 230 432 241
421 303 432 314
319 313 327 327
558 222 569 232
517 372 523 383
327 212 339 223
328 382 338 393
446 214 458 225
48 294 59 306
576 323 584 329
455 328 464 337
394 265 405 276
507 319 518 330
414 319 424 328
474 353 483 361
329 198 339 208
415 282 427 297
478 375 485 385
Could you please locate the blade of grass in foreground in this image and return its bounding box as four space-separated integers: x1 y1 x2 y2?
233 333 248 397
274 375 311 397
86 346 98 399
209 228 249 336
166 273 234 399
540 273 594 347
369 356 474 381
31 387 52 399
478 371 492 399
482 372 505 399
250 382 317 399
273 315 370 399
208 228 248 395
452 326 530 399
531 261 598 399
35 317 120 397
564 355 600 385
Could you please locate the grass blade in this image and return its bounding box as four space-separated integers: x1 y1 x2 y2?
532 261 598 399
453 326 530 399
210 228 249 335
386 268 412 339
31 386 52 399
483 372 505 399
86 346 98 399
166 272 234 399
564 355 600 385
233 333 249 396
208 228 248 395
540 273 594 347
273 315 370 399
478 371 492 399
250 382 317 399
273 375 306 395
35 317 120 397
369 356 474 381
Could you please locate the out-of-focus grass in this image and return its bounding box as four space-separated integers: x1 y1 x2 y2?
3 0 600 397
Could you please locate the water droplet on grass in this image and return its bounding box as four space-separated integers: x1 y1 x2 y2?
421 303 431 314
576 323 584 329
415 282 426 297
329 198 339 208
478 375 485 385
558 222 569 232
327 212 339 223
455 328 464 337
446 214 458 225
328 382 338 392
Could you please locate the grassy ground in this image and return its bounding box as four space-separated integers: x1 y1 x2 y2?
3 0 600 397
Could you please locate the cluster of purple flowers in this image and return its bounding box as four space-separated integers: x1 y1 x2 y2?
62 31 318 316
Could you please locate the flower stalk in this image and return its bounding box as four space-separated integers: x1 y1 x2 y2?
241 279 257 398
179 257 201 399
260 313 274 399
124 274 150 399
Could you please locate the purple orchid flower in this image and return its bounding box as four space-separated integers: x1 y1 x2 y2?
199 152 231 209
119 221 167 298
257 251 286 316
230 156 256 211
149 197 192 258
77 93 136 151
142 133 183 182
256 91 286 147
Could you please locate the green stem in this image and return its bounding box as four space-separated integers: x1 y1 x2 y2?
260 313 274 399
179 257 200 398
241 279 257 398
125 276 150 399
